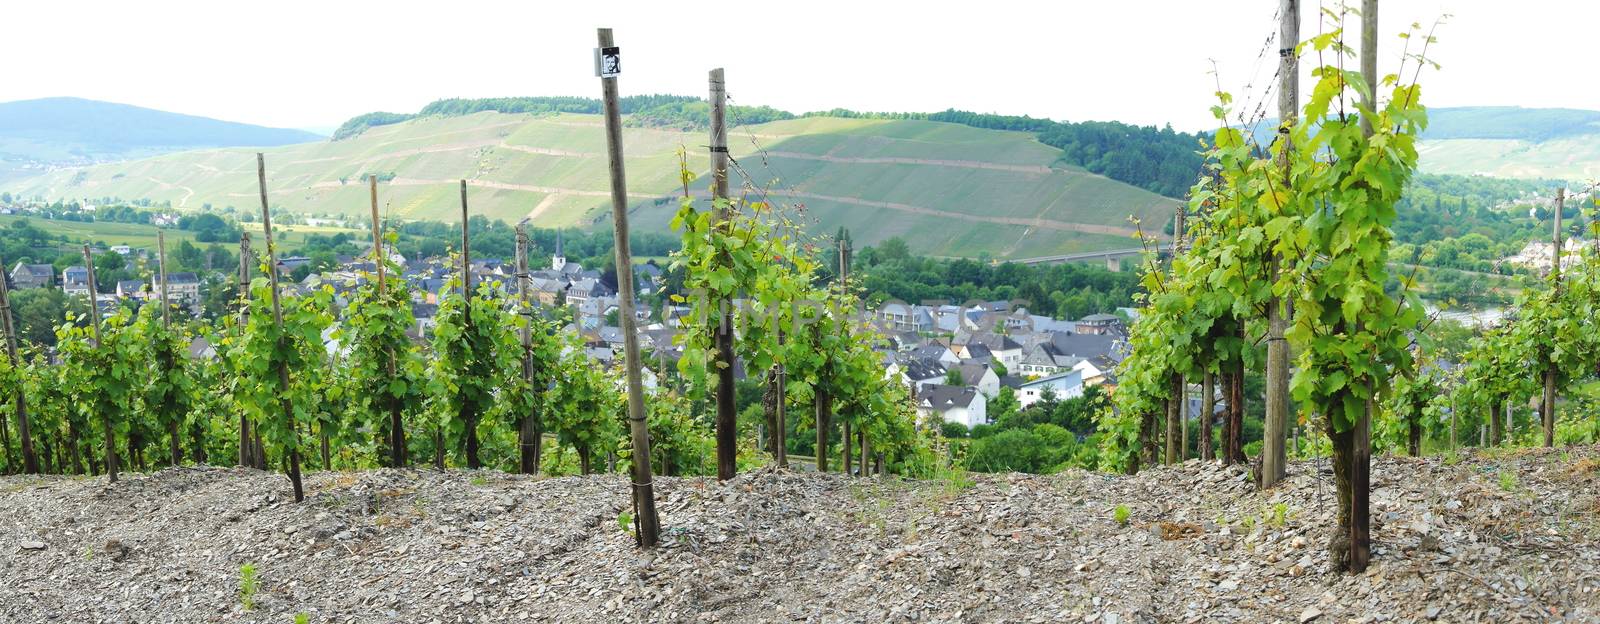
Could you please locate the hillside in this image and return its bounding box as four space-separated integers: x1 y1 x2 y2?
1417 107 1600 180
3 449 1598 622
0 98 322 181
0 214 359 255
2 111 1179 259
1258 106 1600 181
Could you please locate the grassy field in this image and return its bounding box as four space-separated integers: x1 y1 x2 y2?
0 215 363 255
3 113 1179 259
1417 137 1600 180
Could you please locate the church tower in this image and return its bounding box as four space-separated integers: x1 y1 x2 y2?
551 228 567 271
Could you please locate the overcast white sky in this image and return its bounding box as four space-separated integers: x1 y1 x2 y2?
2 1 1590 133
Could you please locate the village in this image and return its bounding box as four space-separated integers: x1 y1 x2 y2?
6 229 1135 433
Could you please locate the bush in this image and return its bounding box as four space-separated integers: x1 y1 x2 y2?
965 424 1073 473
940 421 970 439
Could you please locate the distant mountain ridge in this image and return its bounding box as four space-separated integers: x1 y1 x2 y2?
1420 106 1600 141
0 97 322 164
1251 106 1600 181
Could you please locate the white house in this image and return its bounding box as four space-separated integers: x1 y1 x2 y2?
907 343 960 366
948 362 1001 398
916 384 988 429
898 359 948 391
1016 343 1081 376
61 266 91 297
1072 355 1118 386
1013 370 1086 408
955 331 1023 367
164 272 201 303
878 302 934 333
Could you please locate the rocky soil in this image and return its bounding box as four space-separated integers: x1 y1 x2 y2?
4 446 1600 623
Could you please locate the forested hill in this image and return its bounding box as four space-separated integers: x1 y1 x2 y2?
1421 107 1600 141
330 96 1208 199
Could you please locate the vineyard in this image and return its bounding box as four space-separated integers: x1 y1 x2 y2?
3 6 1600 624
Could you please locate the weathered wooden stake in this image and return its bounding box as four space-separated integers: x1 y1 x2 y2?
158 230 171 327
1349 0 1378 574
1542 187 1565 447
158 230 181 467
838 237 853 476
0 263 38 473
83 244 115 482
598 27 661 547
257 153 305 503
458 180 484 470
1200 372 1215 461
515 220 542 474
1166 373 1182 463
708 67 739 481
369 176 407 467
1261 0 1299 490
775 332 788 468
237 233 257 469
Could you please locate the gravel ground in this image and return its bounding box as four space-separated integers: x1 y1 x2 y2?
3 446 1599 623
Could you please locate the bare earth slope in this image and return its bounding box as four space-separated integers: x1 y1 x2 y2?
3 447 1598 623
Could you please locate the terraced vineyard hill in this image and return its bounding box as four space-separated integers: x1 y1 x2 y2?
5 112 1179 259
1259 106 1600 181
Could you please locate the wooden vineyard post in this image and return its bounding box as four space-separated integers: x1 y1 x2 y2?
775 332 788 468
1200 372 1215 461
598 27 660 547
257 153 305 503
0 262 37 474
158 229 181 466
1261 0 1299 489
838 238 854 476
1542 187 1565 447
370 176 406 467
158 230 171 327
1349 0 1378 573
457 180 484 470
1167 203 1186 465
83 244 115 482
815 385 832 473
237 233 257 469
707 67 739 481
515 220 541 474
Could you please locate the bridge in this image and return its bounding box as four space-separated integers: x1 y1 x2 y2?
1011 243 1173 270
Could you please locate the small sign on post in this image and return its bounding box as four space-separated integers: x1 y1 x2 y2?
594 46 621 77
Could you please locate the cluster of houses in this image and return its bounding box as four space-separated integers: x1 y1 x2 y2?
876 302 1129 429
8 235 1133 432
8 251 201 312
289 250 1134 430
1505 238 1597 273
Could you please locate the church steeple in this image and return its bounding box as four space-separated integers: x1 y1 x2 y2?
551 228 567 271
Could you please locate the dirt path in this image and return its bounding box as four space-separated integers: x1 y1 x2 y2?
761 151 1051 174
525 193 563 223
498 144 601 158
770 189 1143 237
285 177 655 201
145 176 195 207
